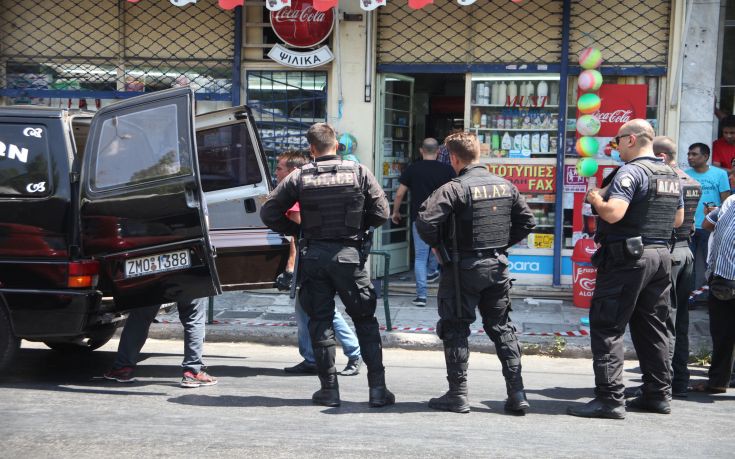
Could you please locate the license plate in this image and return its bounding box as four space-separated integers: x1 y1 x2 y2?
125 250 191 278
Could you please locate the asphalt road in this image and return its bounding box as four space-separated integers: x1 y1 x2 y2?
0 339 732 458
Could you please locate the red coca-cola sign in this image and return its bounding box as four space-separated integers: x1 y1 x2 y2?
270 0 335 48
578 84 647 137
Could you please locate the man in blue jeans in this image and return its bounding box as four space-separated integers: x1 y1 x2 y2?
685 143 731 300
392 138 455 306
273 151 362 375
103 297 217 388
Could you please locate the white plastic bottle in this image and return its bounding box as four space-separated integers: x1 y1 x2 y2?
501 132 512 150
498 81 508 106
507 81 518 103
540 133 549 153
483 83 491 105
537 80 548 97
526 81 534 98
491 82 499 105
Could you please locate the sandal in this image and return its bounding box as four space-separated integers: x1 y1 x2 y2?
688 382 727 394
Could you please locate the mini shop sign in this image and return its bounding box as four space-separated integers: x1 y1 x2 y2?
268 44 334 68
269 0 335 68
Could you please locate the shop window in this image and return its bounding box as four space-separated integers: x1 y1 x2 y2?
0 0 233 107
0 124 51 197
246 71 328 173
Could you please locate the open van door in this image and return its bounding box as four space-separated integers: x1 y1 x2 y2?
79 87 221 309
195 106 289 290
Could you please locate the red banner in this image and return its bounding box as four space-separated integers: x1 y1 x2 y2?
486 163 556 194
577 84 647 137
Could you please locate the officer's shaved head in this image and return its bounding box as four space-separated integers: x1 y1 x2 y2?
619 119 655 146
421 138 439 154
653 136 677 162
306 123 338 155
445 131 480 163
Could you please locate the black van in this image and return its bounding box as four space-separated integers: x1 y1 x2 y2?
0 88 288 370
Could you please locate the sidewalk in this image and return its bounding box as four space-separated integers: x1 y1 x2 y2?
148 288 713 359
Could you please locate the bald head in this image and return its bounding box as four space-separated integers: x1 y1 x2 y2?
420 138 439 159
619 119 655 146
653 136 677 164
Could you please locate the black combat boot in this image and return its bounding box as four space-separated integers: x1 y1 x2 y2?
312 372 340 407
356 318 395 408
367 371 395 407
429 342 470 413
567 398 626 419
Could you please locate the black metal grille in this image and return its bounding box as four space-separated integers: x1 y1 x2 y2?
246 70 328 174
378 0 563 64
569 0 671 67
0 0 234 104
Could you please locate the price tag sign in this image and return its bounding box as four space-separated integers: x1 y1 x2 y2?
530 233 554 249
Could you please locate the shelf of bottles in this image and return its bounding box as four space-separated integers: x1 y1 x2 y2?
466 74 562 160
464 74 563 255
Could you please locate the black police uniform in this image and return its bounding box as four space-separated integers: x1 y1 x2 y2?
260 155 392 408
668 169 700 393
569 156 682 419
416 164 535 413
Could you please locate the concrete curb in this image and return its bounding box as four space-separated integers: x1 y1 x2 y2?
147 321 642 359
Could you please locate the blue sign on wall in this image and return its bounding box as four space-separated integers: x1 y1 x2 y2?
507 254 573 276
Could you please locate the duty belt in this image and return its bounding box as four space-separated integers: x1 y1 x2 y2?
305 238 362 248
460 249 502 259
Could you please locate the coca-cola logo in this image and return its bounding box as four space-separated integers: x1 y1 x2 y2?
593 109 633 124
270 0 335 48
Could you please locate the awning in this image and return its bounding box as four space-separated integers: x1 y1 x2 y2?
126 0 524 12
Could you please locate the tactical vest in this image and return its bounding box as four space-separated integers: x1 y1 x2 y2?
674 174 702 241
298 159 365 241
597 158 680 241
454 166 513 251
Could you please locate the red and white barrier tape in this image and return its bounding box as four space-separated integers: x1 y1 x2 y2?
156 319 589 337
688 285 709 302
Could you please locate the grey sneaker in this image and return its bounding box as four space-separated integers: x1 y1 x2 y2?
340 357 362 376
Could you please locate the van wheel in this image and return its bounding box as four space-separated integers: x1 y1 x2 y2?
0 306 20 372
44 325 117 353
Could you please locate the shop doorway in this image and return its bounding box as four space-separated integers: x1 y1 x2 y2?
373 73 464 277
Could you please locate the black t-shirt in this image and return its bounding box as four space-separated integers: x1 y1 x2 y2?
399 159 455 220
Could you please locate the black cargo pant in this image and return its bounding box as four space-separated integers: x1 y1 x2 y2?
707 293 735 389
298 241 385 388
436 254 523 392
667 242 695 392
590 246 672 404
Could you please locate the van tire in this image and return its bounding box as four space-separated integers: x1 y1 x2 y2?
0 305 20 372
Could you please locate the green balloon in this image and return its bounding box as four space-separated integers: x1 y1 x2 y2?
576 157 598 177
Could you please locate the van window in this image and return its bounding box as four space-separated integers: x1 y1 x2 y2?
0 124 51 197
197 122 263 192
92 104 186 190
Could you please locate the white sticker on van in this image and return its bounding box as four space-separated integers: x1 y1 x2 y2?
22 127 43 138
25 182 46 193
0 141 29 163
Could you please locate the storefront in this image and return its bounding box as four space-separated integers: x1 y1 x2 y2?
374 0 676 285
0 0 690 287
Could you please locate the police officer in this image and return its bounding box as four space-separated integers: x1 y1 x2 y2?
416 131 535 414
654 136 701 397
567 120 684 419
260 123 393 408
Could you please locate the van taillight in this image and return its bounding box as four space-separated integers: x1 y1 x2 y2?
68 260 100 288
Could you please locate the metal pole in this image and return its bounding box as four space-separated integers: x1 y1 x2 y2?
369 250 392 332
552 0 572 287
208 296 214 325
232 6 243 106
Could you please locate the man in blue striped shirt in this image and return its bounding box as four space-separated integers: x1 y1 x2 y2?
692 195 735 393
